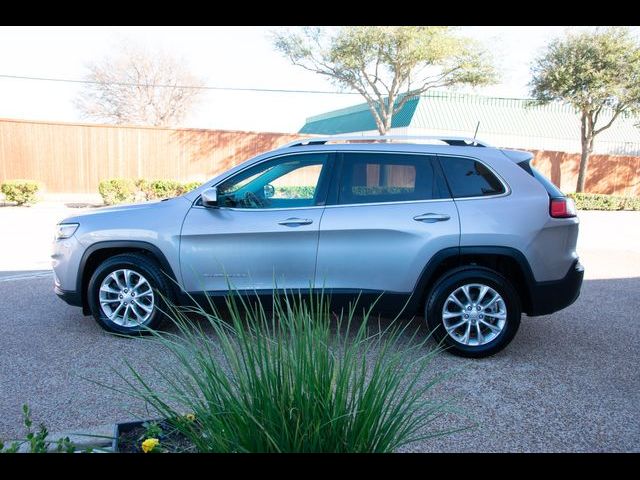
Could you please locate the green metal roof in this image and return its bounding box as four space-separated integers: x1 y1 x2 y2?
299 96 420 134
299 91 640 148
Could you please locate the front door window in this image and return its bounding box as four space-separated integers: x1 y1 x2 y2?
216 153 330 209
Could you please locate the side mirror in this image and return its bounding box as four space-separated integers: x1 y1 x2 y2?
201 187 218 208
264 184 275 199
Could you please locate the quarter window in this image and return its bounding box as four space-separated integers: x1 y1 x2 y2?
338 153 448 205
439 156 505 198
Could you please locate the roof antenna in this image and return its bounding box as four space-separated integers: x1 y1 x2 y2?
473 121 480 144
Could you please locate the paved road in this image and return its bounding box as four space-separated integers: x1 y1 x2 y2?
0 210 639 452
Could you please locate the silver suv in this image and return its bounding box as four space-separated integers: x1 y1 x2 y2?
53 136 583 357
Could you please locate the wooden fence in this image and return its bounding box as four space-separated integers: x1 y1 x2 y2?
0 118 302 193
0 118 639 196
531 150 640 197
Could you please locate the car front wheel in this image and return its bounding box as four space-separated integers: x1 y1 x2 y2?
425 267 521 358
87 253 171 334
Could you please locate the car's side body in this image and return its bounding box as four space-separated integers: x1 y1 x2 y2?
53 144 578 313
53 138 583 356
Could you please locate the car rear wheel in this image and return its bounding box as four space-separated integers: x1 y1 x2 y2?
87 253 171 334
425 267 521 358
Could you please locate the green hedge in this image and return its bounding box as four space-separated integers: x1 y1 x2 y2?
99 179 202 205
1 180 40 205
351 186 414 196
180 181 202 194
274 186 316 199
568 192 640 211
139 180 184 201
98 179 137 205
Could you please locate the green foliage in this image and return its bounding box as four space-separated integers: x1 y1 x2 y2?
274 185 315 199
143 421 163 439
352 186 414 196
568 192 640 211
530 27 640 115
0 404 76 453
0 440 20 453
0 180 40 205
105 290 466 453
98 178 137 205
530 27 640 192
100 178 201 204
274 26 496 134
180 181 202 194
140 180 184 201
134 178 150 192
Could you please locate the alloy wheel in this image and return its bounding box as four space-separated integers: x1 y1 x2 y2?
441 283 507 346
98 269 155 327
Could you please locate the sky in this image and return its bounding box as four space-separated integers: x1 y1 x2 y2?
0 26 633 133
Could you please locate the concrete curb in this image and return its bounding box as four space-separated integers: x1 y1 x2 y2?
15 423 114 453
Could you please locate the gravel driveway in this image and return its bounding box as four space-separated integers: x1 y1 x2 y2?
0 207 638 452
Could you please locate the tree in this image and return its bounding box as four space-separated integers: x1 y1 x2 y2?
273 26 496 135
75 43 204 126
530 27 640 192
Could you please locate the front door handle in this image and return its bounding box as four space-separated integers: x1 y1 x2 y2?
278 218 313 226
413 213 451 223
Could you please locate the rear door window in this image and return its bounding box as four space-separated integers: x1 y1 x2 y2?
337 152 449 205
439 156 505 198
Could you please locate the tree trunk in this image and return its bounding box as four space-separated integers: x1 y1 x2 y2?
576 144 590 193
366 103 386 135
576 112 592 193
383 113 393 136
383 93 394 136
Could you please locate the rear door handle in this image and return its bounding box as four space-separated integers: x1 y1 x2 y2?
278 218 313 226
413 213 451 223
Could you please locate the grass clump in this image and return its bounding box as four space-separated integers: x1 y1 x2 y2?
107 291 466 453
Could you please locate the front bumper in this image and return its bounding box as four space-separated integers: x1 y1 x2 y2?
527 259 584 316
54 284 83 307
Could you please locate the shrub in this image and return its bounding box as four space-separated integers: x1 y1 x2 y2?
351 186 414 196
179 181 202 194
0 404 75 453
105 291 466 453
98 179 136 205
274 186 315 199
568 192 640 211
141 180 184 201
0 180 40 205
133 179 201 200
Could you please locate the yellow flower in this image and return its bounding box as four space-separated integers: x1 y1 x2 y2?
141 438 160 453
185 413 196 422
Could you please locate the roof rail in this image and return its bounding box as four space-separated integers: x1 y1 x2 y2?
280 135 492 148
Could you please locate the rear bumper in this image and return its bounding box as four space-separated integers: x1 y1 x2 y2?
527 259 584 316
54 285 83 307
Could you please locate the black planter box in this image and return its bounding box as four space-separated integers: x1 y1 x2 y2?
112 419 163 453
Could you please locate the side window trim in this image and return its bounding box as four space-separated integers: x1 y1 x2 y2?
193 151 336 210
436 153 510 200
432 155 454 199
326 151 451 207
310 152 334 207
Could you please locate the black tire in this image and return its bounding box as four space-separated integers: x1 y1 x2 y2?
425 266 521 358
87 253 172 335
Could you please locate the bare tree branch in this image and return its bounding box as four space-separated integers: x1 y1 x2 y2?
75 43 204 126
593 105 626 136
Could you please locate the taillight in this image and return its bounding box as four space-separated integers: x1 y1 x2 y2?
550 197 577 218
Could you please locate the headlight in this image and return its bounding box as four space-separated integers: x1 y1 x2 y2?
55 223 79 240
